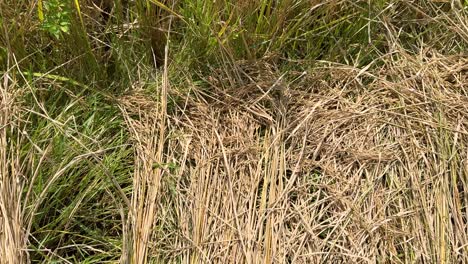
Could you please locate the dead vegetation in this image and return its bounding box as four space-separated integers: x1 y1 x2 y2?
1 0 467 263
118 48 468 263
0 68 26 264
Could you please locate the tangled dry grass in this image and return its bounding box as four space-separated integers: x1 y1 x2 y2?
120 47 468 263
2 0 467 263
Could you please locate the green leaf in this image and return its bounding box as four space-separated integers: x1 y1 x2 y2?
60 26 69 33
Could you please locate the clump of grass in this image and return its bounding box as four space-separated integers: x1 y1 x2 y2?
0 65 27 264
1 0 467 263
3 70 133 263
159 46 467 263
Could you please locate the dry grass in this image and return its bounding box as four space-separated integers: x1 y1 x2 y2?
1 0 467 263
126 48 468 263
119 29 171 263
0 70 26 263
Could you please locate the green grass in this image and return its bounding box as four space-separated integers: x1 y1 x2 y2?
1 0 467 263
